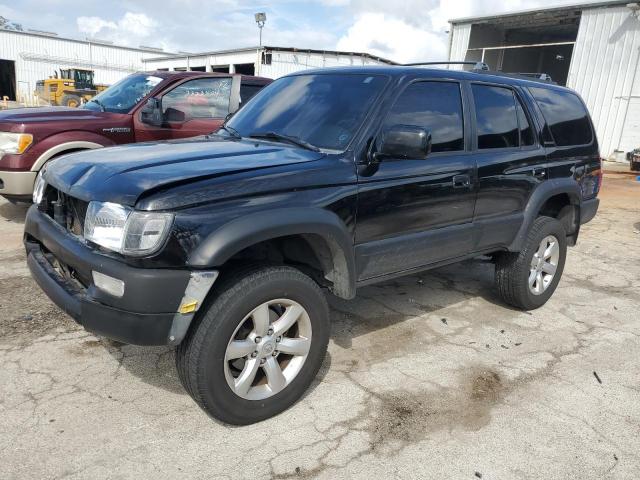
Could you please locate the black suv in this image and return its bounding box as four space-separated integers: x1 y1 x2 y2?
24 66 601 424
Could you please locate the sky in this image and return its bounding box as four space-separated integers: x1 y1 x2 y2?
0 0 602 63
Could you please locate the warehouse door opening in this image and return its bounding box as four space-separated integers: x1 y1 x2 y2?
463 7 581 86
0 60 16 101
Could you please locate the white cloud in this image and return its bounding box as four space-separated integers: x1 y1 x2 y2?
337 13 447 63
77 12 158 46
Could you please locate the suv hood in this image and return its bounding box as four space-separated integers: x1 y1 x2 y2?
45 136 325 206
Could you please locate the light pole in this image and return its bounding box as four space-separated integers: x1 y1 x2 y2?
255 12 266 46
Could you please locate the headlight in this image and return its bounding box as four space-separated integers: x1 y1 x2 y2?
0 132 33 155
33 169 46 204
84 201 173 256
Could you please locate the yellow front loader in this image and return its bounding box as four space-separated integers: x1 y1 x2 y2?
35 69 108 107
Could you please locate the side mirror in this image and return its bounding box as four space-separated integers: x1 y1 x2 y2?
376 125 432 161
164 107 186 123
140 97 162 127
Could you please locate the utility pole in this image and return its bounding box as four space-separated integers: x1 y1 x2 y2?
255 13 266 46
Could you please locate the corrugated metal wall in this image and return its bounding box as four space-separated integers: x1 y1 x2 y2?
0 30 157 100
448 23 472 68
144 49 390 79
567 5 640 158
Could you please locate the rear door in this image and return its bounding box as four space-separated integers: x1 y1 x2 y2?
355 79 476 280
471 82 547 251
134 76 233 142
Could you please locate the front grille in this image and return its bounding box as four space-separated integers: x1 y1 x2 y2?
40 186 89 237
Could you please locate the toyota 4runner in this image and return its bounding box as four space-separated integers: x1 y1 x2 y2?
24 66 601 424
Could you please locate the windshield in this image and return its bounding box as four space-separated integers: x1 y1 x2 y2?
226 73 388 151
83 73 163 114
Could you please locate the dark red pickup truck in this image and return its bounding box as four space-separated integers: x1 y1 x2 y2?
0 71 271 201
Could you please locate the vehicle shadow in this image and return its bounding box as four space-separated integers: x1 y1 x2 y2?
0 200 29 224
104 257 506 400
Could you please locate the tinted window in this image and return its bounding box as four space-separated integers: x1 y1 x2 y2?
472 84 519 149
516 96 535 146
530 87 592 146
239 84 263 106
227 74 388 151
383 81 464 153
162 77 232 119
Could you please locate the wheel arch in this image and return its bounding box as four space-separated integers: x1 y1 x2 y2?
188 208 357 299
508 179 582 251
30 140 105 172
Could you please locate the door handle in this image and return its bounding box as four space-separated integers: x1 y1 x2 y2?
453 174 471 188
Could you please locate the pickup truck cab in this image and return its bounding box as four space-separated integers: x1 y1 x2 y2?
0 71 271 201
25 66 601 424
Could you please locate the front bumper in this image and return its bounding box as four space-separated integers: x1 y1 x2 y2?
24 205 215 346
0 169 36 198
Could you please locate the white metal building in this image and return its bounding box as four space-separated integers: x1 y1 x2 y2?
142 46 395 79
0 28 168 102
448 0 640 161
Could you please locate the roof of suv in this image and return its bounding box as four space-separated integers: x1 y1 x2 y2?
289 65 572 93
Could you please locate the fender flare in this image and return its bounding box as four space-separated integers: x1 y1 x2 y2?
188 207 357 299
31 141 105 172
508 178 581 252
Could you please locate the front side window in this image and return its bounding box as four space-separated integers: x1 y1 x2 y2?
382 81 465 153
162 77 232 120
227 74 388 151
472 84 519 149
530 87 593 146
83 73 163 114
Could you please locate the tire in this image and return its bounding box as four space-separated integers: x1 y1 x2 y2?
61 94 82 107
176 265 330 425
495 216 567 310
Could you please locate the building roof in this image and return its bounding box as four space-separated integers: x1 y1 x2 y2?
449 0 630 25
0 26 172 54
143 45 397 65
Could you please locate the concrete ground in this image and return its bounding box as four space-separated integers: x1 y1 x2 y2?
1 168 638 480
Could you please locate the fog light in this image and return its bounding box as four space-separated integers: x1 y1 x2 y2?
92 271 125 297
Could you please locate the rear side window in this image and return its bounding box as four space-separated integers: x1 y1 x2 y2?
530 87 592 146
383 81 464 153
472 84 519 149
240 84 263 106
516 97 535 146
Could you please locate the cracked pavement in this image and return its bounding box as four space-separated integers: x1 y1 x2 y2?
1 166 639 479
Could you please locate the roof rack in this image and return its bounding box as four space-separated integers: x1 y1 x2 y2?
511 72 554 82
403 61 490 71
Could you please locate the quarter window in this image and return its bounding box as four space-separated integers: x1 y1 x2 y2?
516 96 535 146
383 81 465 153
162 77 232 120
472 84 519 149
530 87 592 146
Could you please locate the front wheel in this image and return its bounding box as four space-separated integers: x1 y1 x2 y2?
495 216 567 310
176 266 329 425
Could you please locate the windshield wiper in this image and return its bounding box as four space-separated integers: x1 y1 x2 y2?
88 98 106 112
218 124 241 139
249 131 320 152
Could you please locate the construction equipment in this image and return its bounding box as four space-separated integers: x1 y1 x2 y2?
35 69 108 107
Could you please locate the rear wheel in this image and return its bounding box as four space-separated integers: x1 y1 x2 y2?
495 216 567 310
61 94 81 107
176 265 329 425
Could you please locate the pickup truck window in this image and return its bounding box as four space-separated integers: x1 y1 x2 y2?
472 84 519 149
83 74 162 114
162 77 232 120
529 87 593 146
227 74 388 151
383 81 464 153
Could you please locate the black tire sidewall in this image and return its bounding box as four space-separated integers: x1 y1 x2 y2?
520 218 567 309
195 269 329 424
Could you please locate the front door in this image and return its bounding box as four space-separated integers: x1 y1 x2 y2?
355 79 476 280
134 76 234 142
